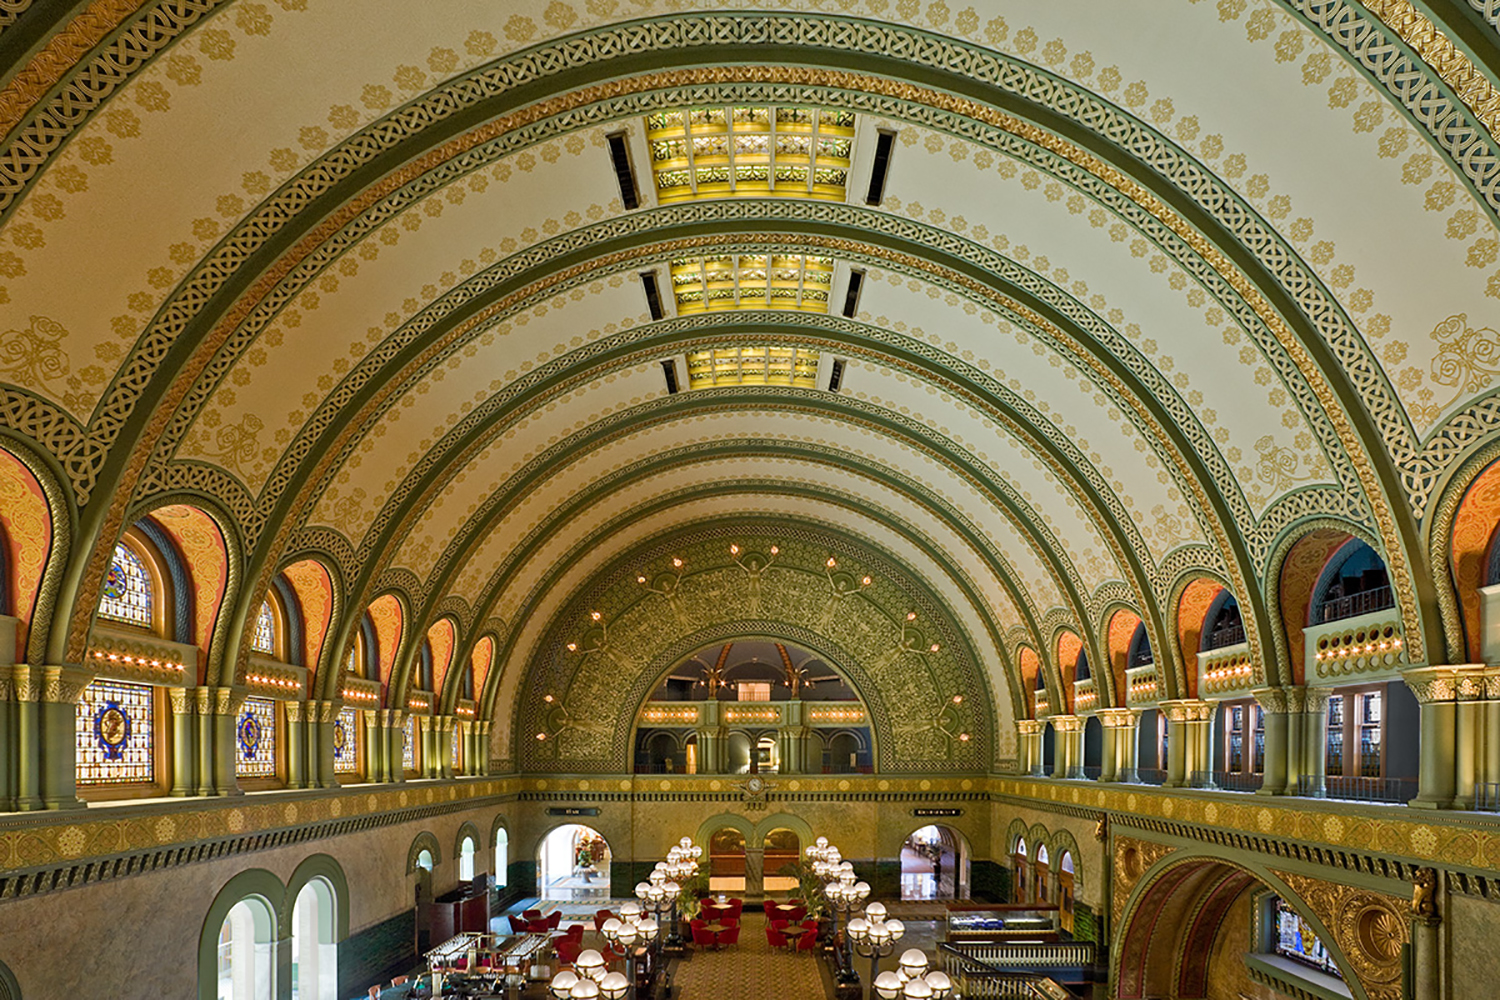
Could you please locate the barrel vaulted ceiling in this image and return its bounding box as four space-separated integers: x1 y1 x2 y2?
3 0 1500 768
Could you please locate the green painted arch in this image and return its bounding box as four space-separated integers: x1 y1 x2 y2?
0 956 20 1000
1161 566 1241 702
469 483 1024 728
52 21 1440 704
1005 818 1030 857
443 440 1058 723
1046 829 1084 898
454 821 483 866
511 520 998 773
406 831 442 874
0 425 77 668
695 812 756 848
283 854 351 943
752 812 817 851
195 868 284 1000
1420 433 1500 663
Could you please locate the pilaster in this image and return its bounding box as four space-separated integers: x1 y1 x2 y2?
1016 720 1043 776
168 687 197 796
284 699 307 789
1049 715 1084 779
1299 687 1331 798
1403 665 1487 809
1097 708 1139 783
1253 687 1290 795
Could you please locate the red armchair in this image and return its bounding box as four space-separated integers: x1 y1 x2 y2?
508 914 528 933
523 909 543 921
556 938 583 966
699 902 721 921
594 908 616 931
795 927 819 952
565 923 585 940
690 919 718 950
725 899 744 919
717 922 741 947
766 924 789 949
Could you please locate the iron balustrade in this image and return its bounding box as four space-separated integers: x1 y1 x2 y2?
1476 783 1500 812
1207 770 1263 793
1317 585 1395 624
947 970 1058 999
1136 768 1167 786
1299 774 1415 803
941 940 1095 971
1207 621 1245 649
1082 766 1102 780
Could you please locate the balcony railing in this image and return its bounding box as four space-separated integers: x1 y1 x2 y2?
1202 769 1263 793
1477 782 1500 813
1318 585 1395 624
1082 766 1102 780
1198 641 1254 696
1136 768 1167 786
942 940 1095 971
1300 774 1415 804
1125 665 1159 705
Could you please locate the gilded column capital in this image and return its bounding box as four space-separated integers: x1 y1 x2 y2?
1285 687 1307 714
1016 720 1043 736
1158 699 1202 723
1402 665 1486 703
318 700 340 723
1096 707 1139 728
168 687 192 714
417 714 432 734
1252 686 1288 713
1485 667 1500 700
1050 714 1084 733
42 665 94 704
11 664 42 702
194 685 213 715
284 700 305 724
1303 687 1333 712
219 686 249 717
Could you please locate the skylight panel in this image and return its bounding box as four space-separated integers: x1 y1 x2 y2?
646 106 856 203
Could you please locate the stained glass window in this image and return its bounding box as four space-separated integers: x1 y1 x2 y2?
450 724 461 770
252 600 276 655
403 715 416 771
99 544 153 628
646 106 855 203
671 253 833 317
236 697 277 777
333 707 359 774
76 680 154 784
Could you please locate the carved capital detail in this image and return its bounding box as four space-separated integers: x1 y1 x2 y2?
1016 720 1043 736
284 700 304 724
1401 666 1486 704
1252 686 1288 714
1112 835 1177 927
1302 687 1333 712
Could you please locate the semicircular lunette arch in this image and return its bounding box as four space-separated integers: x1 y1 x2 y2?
514 527 996 775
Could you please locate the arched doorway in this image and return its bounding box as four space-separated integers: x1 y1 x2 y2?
217 896 275 1000
709 827 747 894
537 824 611 900
412 848 434 954
899 825 970 901
291 878 336 1000
1011 837 1030 904
1114 858 1371 999
762 828 801 893
1034 844 1051 904
1057 853 1075 935
494 826 509 890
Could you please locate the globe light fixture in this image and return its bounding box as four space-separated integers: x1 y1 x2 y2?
576 949 607 982
873 970 905 999
898 948 929 981
548 971 580 998
598 971 629 1000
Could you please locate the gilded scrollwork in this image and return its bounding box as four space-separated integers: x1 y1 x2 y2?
1274 869 1407 999
1112 835 1178 927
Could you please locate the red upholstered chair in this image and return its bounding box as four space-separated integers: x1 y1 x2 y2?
527 919 551 934
508 914 528 934
725 899 743 919
594 908 616 931
796 927 819 952
699 902 721 922
770 918 790 931
766 924 789 949
690 919 718 950
524 909 543 921
556 938 583 966
566 923 585 940
762 900 777 915
545 911 563 931
717 922 741 947
786 905 807 921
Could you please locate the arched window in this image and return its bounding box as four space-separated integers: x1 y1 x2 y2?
217 897 274 1000
1205 594 1245 649
251 599 276 655
1315 541 1394 623
459 835 476 882
495 827 509 888
292 879 336 1000
416 848 434 872
1128 624 1154 667
99 542 153 629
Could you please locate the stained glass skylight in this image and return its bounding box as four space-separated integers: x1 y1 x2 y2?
76 680 154 785
669 253 833 315
99 544 153 628
685 346 822 389
252 600 276 655
646 107 855 203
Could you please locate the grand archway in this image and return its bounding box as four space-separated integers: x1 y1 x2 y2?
900 824 970 901
537 824 612 902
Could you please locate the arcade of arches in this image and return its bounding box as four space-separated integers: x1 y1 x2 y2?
4 3 1500 998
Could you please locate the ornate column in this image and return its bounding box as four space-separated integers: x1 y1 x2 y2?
1284 687 1308 794
363 709 385 782
475 720 492 775
1253 687 1290 795
1410 868 1441 999
1102 708 1140 783
1403 666 1477 809
214 687 248 796
1299 688 1331 798
0 670 12 810
1184 700 1216 788
440 716 457 778
1017 720 1043 776
194 687 216 795
384 709 407 782
1095 709 1123 782
1158 701 1191 787
284 700 307 789
168 687 198 796
419 715 439 778
1454 672 1487 809
315 700 339 788
15 665 94 810
1051 715 1084 779
1484 669 1500 795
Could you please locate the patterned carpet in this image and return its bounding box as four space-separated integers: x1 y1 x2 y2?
674 913 829 999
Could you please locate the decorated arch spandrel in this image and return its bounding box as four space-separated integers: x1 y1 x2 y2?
1449 458 1500 662
516 531 996 774
0 446 54 662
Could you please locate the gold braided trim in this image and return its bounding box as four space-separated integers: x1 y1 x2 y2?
1361 0 1500 140
0 0 143 138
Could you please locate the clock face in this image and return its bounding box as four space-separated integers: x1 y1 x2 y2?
747 776 764 794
